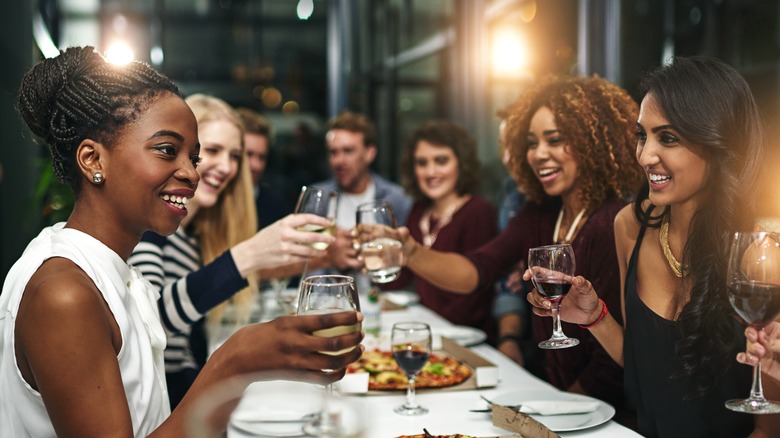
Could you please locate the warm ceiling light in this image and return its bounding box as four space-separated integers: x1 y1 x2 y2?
105 41 134 65
297 0 314 20
491 28 529 79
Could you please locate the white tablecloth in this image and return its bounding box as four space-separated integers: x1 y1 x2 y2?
356 304 641 438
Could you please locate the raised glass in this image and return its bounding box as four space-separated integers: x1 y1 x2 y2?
528 244 579 349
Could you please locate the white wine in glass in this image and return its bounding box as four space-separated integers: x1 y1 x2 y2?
295 186 338 250
296 275 361 435
725 231 780 414
356 200 402 283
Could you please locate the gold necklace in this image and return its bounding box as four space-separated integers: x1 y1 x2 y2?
659 213 689 278
419 196 468 247
552 208 587 244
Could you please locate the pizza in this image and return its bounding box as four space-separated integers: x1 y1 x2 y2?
397 434 474 438
347 349 472 390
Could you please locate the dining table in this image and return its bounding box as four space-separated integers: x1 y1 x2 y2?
211 289 643 438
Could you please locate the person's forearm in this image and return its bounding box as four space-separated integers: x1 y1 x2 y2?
405 243 479 293
587 312 624 366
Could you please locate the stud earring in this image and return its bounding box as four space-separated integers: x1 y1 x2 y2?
92 172 104 184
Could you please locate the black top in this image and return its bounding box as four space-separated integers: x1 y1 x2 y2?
624 223 753 437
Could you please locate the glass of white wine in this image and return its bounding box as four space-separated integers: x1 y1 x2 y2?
295 186 338 250
356 200 402 283
296 275 361 436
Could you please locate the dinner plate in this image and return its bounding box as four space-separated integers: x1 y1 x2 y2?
491 390 615 432
436 325 487 346
227 381 364 438
383 290 420 307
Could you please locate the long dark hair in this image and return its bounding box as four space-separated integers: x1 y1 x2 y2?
634 56 765 396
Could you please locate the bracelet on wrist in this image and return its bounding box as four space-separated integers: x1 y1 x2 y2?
497 333 523 345
578 298 608 329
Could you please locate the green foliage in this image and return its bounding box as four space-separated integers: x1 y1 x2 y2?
35 159 74 225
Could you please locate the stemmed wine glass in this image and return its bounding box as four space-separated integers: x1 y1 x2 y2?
295 186 338 251
297 275 361 435
355 200 403 283
391 322 432 416
725 231 780 413
528 244 579 349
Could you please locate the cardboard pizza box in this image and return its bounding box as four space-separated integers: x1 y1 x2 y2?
339 336 498 395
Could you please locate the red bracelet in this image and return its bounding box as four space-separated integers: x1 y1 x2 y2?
578 299 608 329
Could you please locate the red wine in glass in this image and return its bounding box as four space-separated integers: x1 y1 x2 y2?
391 322 432 416
393 349 430 376
725 231 780 414
532 278 572 304
728 281 780 327
528 244 578 349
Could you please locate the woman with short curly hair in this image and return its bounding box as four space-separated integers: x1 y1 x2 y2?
397 75 643 425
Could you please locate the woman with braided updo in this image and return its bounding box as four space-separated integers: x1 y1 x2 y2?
395 75 643 425
0 46 362 437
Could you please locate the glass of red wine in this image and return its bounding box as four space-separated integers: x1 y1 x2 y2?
391 322 432 416
725 231 780 414
528 244 579 349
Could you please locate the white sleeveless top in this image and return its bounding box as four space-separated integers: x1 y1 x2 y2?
0 223 170 437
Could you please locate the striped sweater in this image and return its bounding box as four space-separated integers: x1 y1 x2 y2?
128 227 247 374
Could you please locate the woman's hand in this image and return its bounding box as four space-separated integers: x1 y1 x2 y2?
737 321 780 383
326 227 362 271
525 273 603 326
220 311 365 386
232 213 335 277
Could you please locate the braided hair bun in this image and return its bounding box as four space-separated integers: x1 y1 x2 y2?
16 46 180 189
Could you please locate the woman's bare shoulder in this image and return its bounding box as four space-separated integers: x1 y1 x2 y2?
614 204 642 256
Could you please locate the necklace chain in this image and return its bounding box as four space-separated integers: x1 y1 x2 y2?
553 208 586 244
659 213 689 278
419 197 467 247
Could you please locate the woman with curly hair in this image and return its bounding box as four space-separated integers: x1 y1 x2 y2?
387 120 498 340
527 57 780 436
397 75 643 423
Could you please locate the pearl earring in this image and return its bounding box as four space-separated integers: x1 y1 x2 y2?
92 172 104 184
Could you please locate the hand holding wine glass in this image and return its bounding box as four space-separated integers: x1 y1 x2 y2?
297 275 361 435
528 244 579 349
355 200 403 283
726 231 780 413
295 186 338 250
391 322 432 416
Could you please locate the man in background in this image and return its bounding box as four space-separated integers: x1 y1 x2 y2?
315 111 411 228
236 108 290 228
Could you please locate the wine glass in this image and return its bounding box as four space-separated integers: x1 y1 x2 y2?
528 244 579 349
295 186 338 250
355 200 403 283
297 275 361 435
725 231 780 413
391 321 432 416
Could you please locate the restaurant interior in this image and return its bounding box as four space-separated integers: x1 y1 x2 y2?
1 2 780 435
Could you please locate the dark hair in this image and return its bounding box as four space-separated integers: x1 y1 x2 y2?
16 46 180 191
236 107 274 143
400 120 481 201
634 56 765 396
326 111 377 147
502 75 643 212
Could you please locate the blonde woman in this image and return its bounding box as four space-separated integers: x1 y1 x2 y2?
128 94 334 407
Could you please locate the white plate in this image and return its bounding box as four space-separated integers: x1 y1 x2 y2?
436 325 487 347
383 290 420 307
491 390 615 432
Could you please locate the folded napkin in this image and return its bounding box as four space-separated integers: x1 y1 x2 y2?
518 400 600 416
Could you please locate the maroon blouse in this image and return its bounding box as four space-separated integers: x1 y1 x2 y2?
388 196 498 341
468 197 627 414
